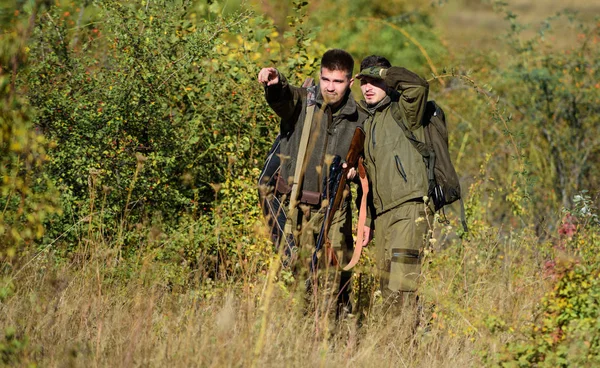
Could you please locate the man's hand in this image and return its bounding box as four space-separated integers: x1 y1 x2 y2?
355 66 387 80
362 226 373 246
258 67 280 86
346 167 357 180
342 162 357 180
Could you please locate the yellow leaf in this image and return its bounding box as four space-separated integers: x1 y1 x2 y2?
10 141 22 151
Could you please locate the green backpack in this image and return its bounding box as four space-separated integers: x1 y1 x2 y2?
393 100 468 233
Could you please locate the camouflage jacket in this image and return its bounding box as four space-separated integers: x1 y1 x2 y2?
264 73 367 199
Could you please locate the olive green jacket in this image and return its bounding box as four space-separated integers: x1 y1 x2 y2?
265 73 367 196
359 66 429 220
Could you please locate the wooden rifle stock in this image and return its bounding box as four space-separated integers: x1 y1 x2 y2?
313 127 365 269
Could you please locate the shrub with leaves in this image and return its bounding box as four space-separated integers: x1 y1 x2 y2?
499 261 600 367
0 0 60 263
491 9 600 221
19 0 321 258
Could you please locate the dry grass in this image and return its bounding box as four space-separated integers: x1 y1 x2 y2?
0 224 552 367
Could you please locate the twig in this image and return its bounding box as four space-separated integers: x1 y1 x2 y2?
430 73 524 174
70 1 88 49
352 17 445 87
10 212 100 281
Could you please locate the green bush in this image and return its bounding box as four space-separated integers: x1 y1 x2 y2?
20 0 321 256
499 262 600 367
0 0 60 263
0 327 30 366
4 0 328 283
499 14 600 217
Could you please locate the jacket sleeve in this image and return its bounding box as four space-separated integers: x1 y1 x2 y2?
264 73 305 133
384 67 429 131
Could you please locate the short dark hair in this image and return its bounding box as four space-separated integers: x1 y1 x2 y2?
320 49 354 78
360 55 391 71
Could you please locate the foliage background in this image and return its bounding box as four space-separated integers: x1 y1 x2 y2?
0 0 599 366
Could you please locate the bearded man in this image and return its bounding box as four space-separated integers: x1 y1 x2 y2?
258 49 367 317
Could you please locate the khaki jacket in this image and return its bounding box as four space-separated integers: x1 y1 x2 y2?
360 67 429 218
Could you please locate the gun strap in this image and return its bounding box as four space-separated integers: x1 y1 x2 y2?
343 157 368 271
289 93 316 209
284 88 317 239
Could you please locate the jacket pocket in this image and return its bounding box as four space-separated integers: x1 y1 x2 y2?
394 155 408 182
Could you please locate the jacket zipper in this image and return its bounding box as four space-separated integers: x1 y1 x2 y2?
394 155 408 182
371 117 377 147
366 114 384 211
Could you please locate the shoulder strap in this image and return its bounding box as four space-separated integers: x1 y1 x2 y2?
390 102 436 184
459 198 468 234
288 85 316 208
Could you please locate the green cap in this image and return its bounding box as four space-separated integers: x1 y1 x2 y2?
356 66 388 80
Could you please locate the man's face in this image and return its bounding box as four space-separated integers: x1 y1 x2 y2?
359 76 387 106
319 67 353 108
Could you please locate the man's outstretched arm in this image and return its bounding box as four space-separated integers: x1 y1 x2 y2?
257 67 304 130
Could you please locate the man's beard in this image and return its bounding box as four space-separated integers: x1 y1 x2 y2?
322 92 340 106
325 90 349 109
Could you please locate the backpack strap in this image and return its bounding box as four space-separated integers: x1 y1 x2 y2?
390 102 436 189
301 77 314 88
459 198 468 234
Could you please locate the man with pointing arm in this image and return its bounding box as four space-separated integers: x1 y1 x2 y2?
258 49 367 318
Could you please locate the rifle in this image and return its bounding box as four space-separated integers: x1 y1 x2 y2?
312 127 365 270
257 137 296 265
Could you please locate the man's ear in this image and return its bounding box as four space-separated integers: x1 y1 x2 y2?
349 77 355 88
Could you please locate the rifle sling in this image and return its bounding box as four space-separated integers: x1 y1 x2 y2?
283 96 316 239
289 103 315 207
343 157 368 271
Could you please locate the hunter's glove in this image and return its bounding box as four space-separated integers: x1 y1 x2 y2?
356 66 388 80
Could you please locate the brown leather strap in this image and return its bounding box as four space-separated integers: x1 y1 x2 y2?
343 157 368 270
